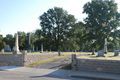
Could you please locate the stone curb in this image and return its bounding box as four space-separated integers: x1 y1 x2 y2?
70 75 115 80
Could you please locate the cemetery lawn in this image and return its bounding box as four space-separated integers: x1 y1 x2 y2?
78 52 120 60
26 52 80 67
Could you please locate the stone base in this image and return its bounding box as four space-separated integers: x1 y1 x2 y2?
40 51 43 53
104 52 107 54
13 51 20 54
92 51 95 55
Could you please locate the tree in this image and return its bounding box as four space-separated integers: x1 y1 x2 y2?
39 7 77 50
0 35 6 50
3 34 14 49
83 0 120 50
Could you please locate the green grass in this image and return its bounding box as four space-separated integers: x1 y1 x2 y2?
79 52 120 60
26 52 82 67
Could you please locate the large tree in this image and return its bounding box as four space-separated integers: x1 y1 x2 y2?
83 0 120 50
39 7 77 50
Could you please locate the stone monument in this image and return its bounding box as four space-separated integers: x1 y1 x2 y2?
36 46 38 52
96 50 105 57
104 38 107 54
13 34 20 54
1 49 4 54
33 45 34 52
92 47 95 55
27 33 31 53
114 50 119 56
40 45 43 53
4 45 11 52
58 50 61 56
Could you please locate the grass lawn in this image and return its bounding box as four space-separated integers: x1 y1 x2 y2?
78 52 120 60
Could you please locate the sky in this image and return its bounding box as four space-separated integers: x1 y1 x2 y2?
0 0 120 37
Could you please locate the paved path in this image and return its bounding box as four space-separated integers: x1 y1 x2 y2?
33 56 71 69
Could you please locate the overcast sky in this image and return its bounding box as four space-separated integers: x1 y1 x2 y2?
0 0 120 37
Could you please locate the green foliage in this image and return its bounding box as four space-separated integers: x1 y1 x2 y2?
3 34 14 49
83 0 120 50
0 41 6 50
39 7 77 51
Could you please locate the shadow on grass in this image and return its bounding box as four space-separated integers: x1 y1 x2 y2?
109 56 115 57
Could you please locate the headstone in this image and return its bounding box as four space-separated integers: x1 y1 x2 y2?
13 34 20 54
40 45 43 53
114 50 119 56
104 38 107 54
92 47 95 55
58 50 61 56
4 45 11 52
74 50 76 52
1 49 4 54
36 46 38 52
66 48 70 52
12 46 15 51
27 33 31 53
33 45 34 52
96 50 105 57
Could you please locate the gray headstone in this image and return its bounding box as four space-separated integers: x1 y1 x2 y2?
104 38 107 54
27 33 31 53
97 50 105 57
4 45 11 52
92 47 95 55
114 50 119 56
36 46 38 52
58 50 61 56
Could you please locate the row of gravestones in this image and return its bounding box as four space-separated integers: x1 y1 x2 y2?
92 48 119 57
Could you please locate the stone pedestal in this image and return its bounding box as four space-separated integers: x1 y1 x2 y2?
13 34 20 54
114 50 119 56
40 45 43 53
97 50 105 57
72 54 77 71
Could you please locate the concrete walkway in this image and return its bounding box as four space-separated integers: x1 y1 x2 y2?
0 66 120 80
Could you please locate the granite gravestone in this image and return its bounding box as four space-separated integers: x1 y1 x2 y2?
114 50 119 56
104 38 107 54
40 45 43 53
36 46 38 52
92 47 95 55
58 50 61 56
97 50 105 57
4 45 11 52
33 45 34 52
27 33 31 53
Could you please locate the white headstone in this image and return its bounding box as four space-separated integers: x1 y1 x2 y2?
1 49 4 54
97 50 105 57
40 45 43 53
